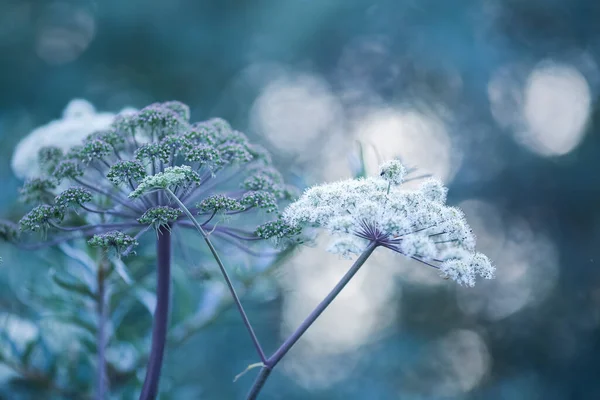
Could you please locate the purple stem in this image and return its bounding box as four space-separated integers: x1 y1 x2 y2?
245 242 378 400
96 259 108 400
200 232 267 363
139 227 171 400
166 188 267 363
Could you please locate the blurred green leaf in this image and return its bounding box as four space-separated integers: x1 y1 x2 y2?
50 270 95 300
20 339 36 367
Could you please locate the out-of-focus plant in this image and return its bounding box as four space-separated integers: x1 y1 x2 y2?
1 100 297 399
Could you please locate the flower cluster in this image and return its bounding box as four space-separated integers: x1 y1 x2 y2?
129 166 201 198
7 100 296 256
282 162 494 286
88 231 139 253
11 99 135 180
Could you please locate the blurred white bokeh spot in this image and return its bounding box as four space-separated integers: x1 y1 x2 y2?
354 107 460 182
488 61 591 157
35 2 96 65
282 348 362 390
250 73 344 158
0 313 39 383
522 62 591 156
279 236 401 388
11 99 135 180
457 200 559 320
0 313 39 349
405 329 490 396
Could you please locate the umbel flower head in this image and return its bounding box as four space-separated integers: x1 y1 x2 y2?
281 160 494 287
8 100 296 256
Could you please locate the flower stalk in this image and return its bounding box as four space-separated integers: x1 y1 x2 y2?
245 242 377 400
139 226 171 400
165 188 267 363
96 257 109 400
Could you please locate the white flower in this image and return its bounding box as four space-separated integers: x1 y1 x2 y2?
439 252 495 288
399 234 437 260
11 99 135 180
379 159 406 185
282 160 494 287
419 178 448 204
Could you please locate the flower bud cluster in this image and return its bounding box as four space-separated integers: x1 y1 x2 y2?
20 205 64 232
9 100 297 256
54 187 93 209
88 231 138 253
196 195 244 213
138 206 181 228
107 161 147 185
19 178 57 203
129 166 201 198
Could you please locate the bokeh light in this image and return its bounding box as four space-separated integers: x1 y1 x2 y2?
279 237 401 388
488 61 592 157
35 2 96 65
456 200 559 320
354 107 460 182
404 329 491 397
251 72 344 159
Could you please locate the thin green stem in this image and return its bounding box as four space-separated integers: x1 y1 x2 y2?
165 188 267 363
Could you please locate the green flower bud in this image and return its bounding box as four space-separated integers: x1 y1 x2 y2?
53 160 84 181
107 160 147 185
184 145 221 167
247 144 272 165
255 219 301 240
240 191 277 213
129 166 201 198
54 187 93 210
242 167 284 194
20 205 64 232
77 139 112 164
37 146 64 174
196 195 244 213
88 129 126 150
135 143 170 164
138 206 181 227
19 178 57 203
135 104 188 138
218 143 252 165
162 101 190 121
88 231 138 254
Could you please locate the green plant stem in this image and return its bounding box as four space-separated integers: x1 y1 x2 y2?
246 242 378 400
165 188 267 363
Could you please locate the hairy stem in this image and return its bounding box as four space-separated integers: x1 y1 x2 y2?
139 226 171 400
246 242 378 400
166 188 267 363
